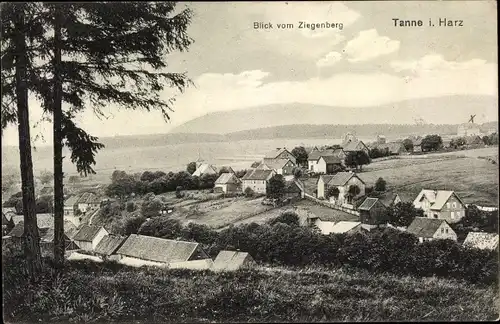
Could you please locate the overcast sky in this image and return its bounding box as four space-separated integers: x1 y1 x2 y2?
2 1 498 146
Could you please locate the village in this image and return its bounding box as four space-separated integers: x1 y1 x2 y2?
2 120 498 271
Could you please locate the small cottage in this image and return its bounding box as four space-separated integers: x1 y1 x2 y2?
212 250 255 271
407 217 457 242
358 197 389 229
462 232 499 250
76 192 101 214
284 178 305 200
72 225 109 251
214 172 242 194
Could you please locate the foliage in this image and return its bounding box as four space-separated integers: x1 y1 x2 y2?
267 211 300 226
2 254 498 323
125 201 136 212
123 216 146 235
186 162 197 175
292 167 303 178
402 138 413 152
374 177 387 191
326 186 340 199
450 137 467 148
68 175 80 183
244 187 255 198
266 174 286 199
421 135 443 152
141 198 163 218
138 217 183 239
450 205 499 242
35 195 53 213
345 151 371 170
348 185 361 197
38 170 53 185
369 147 390 159
386 202 424 227
291 146 308 167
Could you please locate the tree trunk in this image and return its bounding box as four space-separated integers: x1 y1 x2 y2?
13 5 43 282
53 4 65 268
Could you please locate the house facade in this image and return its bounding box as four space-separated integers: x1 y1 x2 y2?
76 192 101 213
284 178 305 199
407 217 457 242
413 189 466 223
214 173 242 194
241 169 276 194
264 148 297 165
358 197 389 229
73 225 109 251
316 155 343 174
258 158 296 176
317 172 366 206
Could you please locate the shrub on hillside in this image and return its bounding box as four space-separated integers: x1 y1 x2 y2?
244 187 255 198
267 211 300 227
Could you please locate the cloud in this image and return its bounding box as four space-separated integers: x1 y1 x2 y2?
344 29 400 62
316 51 342 67
391 54 487 74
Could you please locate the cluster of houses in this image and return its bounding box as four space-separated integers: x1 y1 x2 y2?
2 210 256 271
310 173 498 249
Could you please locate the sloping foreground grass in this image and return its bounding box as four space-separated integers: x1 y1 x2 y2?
3 256 498 323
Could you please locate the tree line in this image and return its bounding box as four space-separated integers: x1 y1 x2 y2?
1 2 193 280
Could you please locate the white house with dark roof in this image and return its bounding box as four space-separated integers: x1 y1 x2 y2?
241 169 276 194
413 189 466 223
316 155 344 174
116 234 210 268
316 171 365 206
407 217 457 243
214 173 242 194
307 148 345 173
463 232 499 250
72 225 108 251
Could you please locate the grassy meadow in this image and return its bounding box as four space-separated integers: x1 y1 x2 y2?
3 255 498 323
303 148 498 206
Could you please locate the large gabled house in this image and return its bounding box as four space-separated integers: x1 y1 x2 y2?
241 169 276 194
413 189 466 223
316 171 366 206
407 217 457 243
116 234 210 268
264 148 297 165
257 158 296 176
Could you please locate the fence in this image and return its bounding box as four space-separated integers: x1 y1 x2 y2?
304 193 360 216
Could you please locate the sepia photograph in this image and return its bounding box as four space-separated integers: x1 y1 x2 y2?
1 1 498 322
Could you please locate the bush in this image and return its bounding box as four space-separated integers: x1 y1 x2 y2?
267 211 300 226
244 187 255 198
374 177 387 191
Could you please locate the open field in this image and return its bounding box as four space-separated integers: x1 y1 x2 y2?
3 256 498 323
304 147 498 206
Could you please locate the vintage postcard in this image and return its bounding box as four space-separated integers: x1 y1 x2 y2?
1 1 498 322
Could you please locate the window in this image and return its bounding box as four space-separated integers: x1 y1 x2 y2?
441 228 444 233
452 202 456 208
445 228 449 234
451 212 454 219
433 214 438 219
